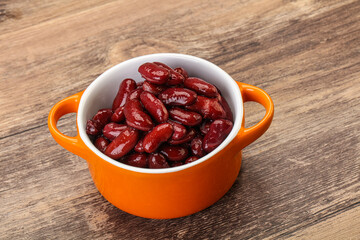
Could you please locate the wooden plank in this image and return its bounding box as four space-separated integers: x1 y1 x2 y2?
1 0 359 239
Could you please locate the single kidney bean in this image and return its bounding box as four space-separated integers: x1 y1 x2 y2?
169 107 202 126
143 123 173 153
160 145 189 161
185 156 199 164
167 119 187 141
158 88 197 106
125 153 148 168
170 161 184 167
94 136 109 153
148 153 170 168
102 122 128 141
186 96 227 120
138 62 169 85
184 77 218 97
92 108 113 128
168 128 196 145
190 137 205 157
134 136 145 153
140 91 169 123
142 81 167 95
86 119 101 136
174 67 188 79
112 78 137 110
203 119 233 153
124 99 154 131
111 106 125 123
154 63 185 86
104 127 139 159
199 120 212 135
128 88 143 101
218 94 233 121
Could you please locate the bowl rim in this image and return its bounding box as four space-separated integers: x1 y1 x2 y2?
77 53 243 174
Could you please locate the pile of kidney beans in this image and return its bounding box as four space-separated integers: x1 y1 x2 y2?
86 62 233 169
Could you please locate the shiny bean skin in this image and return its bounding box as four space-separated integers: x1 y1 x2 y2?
168 128 196 145
125 153 148 168
174 67 188 79
184 77 218 97
128 88 143 100
94 136 109 153
142 81 167 95
199 120 212 135
160 145 189 161
93 108 113 127
185 156 199 164
102 122 128 141
112 78 137 110
153 62 185 85
111 107 125 123
140 91 169 123
158 88 197 106
167 120 187 141
186 96 226 120
143 123 173 153
218 94 233 121
86 119 101 136
148 153 170 168
190 137 205 157
124 99 154 131
134 137 145 153
138 62 170 85
203 119 233 153
104 127 139 159
169 107 202 126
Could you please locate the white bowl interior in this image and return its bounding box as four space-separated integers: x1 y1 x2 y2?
78 53 243 173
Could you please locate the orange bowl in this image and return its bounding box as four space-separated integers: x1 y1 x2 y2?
48 53 274 219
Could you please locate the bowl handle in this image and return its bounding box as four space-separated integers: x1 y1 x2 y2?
235 82 274 149
48 91 89 159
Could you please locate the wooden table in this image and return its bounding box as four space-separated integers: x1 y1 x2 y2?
1 0 359 239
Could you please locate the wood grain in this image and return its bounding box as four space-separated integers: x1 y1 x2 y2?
1 0 359 239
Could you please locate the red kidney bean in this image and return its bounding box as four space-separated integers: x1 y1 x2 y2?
128 88 143 101
104 127 139 159
138 62 170 85
94 136 109 153
112 78 137 110
111 106 125 123
160 145 189 161
203 119 233 153
200 120 212 135
140 91 168 123
142 81 167 95
92 108 113 127
86 120 101 136
137 81 144 87
158 88 197 106
190 137 205 157
125 153 148 168
218 94 233 121
153 62 172 70
134 136 145 153
186 96 227 120
185 156 199 164
102 122 128 141
124 99 154 131
169 107 202 126
143 123 173 153
168 128 196 145
174 67 188 79
153 63 185 85
167 120 187 141
148 153 170 168
171 161 184 167
184 77 218 97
